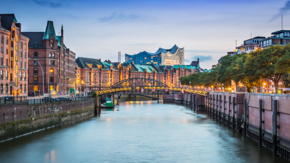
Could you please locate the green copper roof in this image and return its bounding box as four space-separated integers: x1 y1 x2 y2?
13 17 17 22
173 65 196 70
42 21 56 40
102 62 115 70
56 36 61 47
134 64 156 72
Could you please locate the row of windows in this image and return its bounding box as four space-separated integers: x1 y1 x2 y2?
33 52 56 58
33 76 54 83
0 84 27 93
0 70 27 80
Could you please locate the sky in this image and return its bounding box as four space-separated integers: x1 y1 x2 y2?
1 0 290 69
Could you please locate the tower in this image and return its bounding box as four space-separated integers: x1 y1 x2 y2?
118 51 121 63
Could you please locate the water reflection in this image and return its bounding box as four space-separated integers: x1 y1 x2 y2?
0 102 288 163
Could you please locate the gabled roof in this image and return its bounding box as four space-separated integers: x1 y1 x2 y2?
190 59 200 69
22 32 45 48
76 57 103 69
0 14 17 30
42 21 56 40
173 65 196 70
132 64 156 73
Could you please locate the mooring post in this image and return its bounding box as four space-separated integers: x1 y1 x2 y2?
232 97 236 131
223 95 226 122
228 96 231 127
196 97 198 112
215 94 218 119
190 94 193 109
219 95 222 121
243 98 247 138
193 95 196 111
236 104 239 131
157 90 159 103
272 100 278 156
259 99 263 147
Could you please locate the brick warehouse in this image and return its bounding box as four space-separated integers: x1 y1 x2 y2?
0 14 29 97
75 57 204 94
22 21 76 95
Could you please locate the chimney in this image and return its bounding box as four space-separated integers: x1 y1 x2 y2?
0 16 1 28
197 58 199 63
61 24 64 43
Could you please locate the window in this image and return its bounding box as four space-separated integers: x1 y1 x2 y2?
24 84 26 92
21 42 23 49
24 73 26 80
1 47 3 53
50 68 54 73
20 84 22 92
0 57 3 65
6 58 8 66
5 84 8 93
52 60 55 66
24 61 26 69
20 60 22 68
49 53 51 58
34 52 38 58
25 52 26 57
20 72 22 80
0 70 3 79
34 68 38 75
5 71 8 80
0 84 2 93
1 36 3 44
20 52 22 57
50 86 53 91
34 77 38 83
50 77 54 83
33 85 38 91
52 53 55 58
6 49 8 54
15 77 18 86
24 44 27 49
49 60 51 66
34 61 37 66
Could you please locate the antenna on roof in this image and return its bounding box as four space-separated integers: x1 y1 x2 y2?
235 40 237 48
281 14 283 30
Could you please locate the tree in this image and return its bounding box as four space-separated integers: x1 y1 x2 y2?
245 45 289 93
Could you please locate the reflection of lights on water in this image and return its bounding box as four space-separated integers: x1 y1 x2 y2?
106 118 111 121
183 118 188 124
136 101 139 104
130 101 134 104
44 150 56 163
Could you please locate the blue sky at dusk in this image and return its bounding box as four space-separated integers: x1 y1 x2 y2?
1 0 290 68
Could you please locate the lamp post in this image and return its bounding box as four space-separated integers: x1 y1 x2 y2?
29 58 44 99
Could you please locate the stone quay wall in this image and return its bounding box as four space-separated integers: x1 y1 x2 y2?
206 92 290 160
0 99 95 141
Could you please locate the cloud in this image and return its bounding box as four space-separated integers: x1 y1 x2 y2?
270 1 290 21
98 13 147 23
33 0 65 8
192 55 212 62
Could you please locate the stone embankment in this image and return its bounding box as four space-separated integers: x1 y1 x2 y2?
0 99 95 142
164 92 290 160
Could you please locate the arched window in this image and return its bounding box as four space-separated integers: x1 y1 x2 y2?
34 68 38 75
52 53 55 58
49 53 51 58
5 84 8 93
34 52 38 58
33 85 38 91
0 84 3 93
24 84 26 92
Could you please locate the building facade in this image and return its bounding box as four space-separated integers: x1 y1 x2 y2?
0 14 29 97
75 57 200 93
22 21 76 95
125 45 184 66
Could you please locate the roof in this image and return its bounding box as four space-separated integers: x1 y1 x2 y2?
125 44 183 56
102 61 115 70
22 32 45 48
76 57 103 69
173 65 196 70
0 14 17 30
132 64 156 73
271 30 290 35
56 36 61 47
190 61 200 69
42 21 56 40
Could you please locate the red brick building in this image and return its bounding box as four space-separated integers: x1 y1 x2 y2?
22 21 76 95
0 14 29 97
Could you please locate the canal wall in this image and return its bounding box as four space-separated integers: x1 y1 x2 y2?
0 99 94 141
206 92 290 160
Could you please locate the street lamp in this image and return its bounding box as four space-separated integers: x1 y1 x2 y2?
29 58 44 99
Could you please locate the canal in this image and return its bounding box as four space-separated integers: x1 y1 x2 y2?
0 101 288 163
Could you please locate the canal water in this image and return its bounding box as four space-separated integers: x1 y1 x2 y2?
0 101 288 163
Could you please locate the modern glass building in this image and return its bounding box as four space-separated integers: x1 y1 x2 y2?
125 45 184 66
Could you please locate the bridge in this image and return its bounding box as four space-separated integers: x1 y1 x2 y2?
94 78 208 99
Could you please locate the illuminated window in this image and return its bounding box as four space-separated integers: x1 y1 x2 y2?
145 57 147 59
34 77 38 83
33 85 38 91
151 56 153 59
50 86 53 91
15 77 18 86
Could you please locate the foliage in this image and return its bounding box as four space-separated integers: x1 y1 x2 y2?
180 44 290 93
